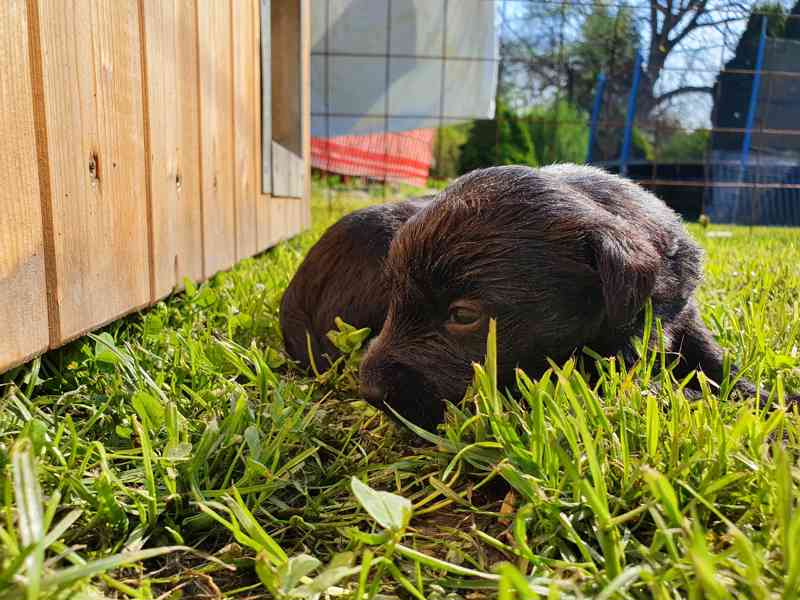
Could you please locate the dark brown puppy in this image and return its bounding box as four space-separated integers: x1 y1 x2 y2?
280 197 431 369
359 164 798 430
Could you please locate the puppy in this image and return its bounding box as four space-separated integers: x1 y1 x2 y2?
280 197 431 370
358 164 798 430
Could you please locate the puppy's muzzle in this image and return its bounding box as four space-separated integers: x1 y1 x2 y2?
359 380 387 408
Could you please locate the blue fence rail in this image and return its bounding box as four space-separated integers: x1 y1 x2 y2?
599 160 800 225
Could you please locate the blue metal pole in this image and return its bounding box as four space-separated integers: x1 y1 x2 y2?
586 73 607 164
740 16 768 175
620 51 643 176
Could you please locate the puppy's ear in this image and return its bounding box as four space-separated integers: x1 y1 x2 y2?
588 220 659 327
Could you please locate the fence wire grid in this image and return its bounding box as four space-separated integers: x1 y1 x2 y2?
310 0 800 226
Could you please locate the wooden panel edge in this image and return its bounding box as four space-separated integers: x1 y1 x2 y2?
301 0 311 230
137 0 157 303
26 0 61 348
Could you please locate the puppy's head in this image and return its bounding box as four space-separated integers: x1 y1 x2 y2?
359 165 664 430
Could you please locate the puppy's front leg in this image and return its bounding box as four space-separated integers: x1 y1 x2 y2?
673 301 799 409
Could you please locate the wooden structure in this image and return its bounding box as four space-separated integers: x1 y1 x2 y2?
0 0 310 373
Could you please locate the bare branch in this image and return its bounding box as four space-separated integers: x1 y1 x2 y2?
656 85 714 105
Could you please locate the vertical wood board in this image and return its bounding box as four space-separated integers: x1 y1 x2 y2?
271 0 304 199
174 0 204 285
36 0 150 343
271 0 301 154
259 0 272 194
141 0 203 297
269 195 289 244
271 141 301 199
254 0 271 250
0 0 49 370
301 0 311 229
198 0 236 275
233 0 257 260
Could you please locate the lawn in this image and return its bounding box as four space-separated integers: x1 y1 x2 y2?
1 190 799 599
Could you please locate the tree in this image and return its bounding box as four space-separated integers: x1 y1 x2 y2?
498 0 756 121
458 102 537 174
637 0 751 116
430 123 470 181
526 101 589 165
656 128 710 161
571 5 642 114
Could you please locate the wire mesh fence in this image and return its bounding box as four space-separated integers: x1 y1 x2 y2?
311 0 800 226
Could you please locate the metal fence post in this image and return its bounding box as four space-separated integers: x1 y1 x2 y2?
740 16 768 226
620 51 643 177
741 16 768 175
586 73 606 164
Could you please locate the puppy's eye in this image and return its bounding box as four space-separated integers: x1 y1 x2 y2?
448 305 481 326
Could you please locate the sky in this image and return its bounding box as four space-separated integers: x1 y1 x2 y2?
496 0 796 129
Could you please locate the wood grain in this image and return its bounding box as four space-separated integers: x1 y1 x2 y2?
233 0 258 260
271 0 304 199
254 0 271 250
0 0 49 370
259 0 272 195
270 195 289 244
271 0 301 155
141 0 203 298
198 0 236 275
36 0 150 343
301 0 311 229
175 0 204 284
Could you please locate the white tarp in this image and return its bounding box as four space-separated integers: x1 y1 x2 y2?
311 0 498 138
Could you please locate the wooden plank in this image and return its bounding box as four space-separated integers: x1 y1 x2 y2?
290 151 303 198
271 0 304 199
271 141 291 199
270 195 289 244
259 0 272 194
288 197 302 238
271 0 301 156
141 0 203 298
36 0 150 344
141 0 176 298
254 0 271 250
0 0 49 371
175 0 204 284
301 0 311 230
272 143 304 199
198 0 236 275
233 0 257 260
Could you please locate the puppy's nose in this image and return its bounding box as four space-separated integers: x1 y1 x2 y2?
360 381 387 408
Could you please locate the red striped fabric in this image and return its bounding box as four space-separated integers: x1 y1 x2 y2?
311 128 435 188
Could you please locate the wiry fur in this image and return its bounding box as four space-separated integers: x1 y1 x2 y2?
280 197 431 369
357 165 797 429
281 165 796 431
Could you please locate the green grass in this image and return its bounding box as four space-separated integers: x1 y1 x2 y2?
1 191 799 599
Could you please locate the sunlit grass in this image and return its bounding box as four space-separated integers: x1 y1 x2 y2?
1 192 798 598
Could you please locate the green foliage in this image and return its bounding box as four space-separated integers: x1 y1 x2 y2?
525 101 589 165
459 101 538 173
571 6 640 111
656 129 710 162
430 123 470 181
1 188 799 598
457 118 497 173
631 127 655 161
459 100 592 174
